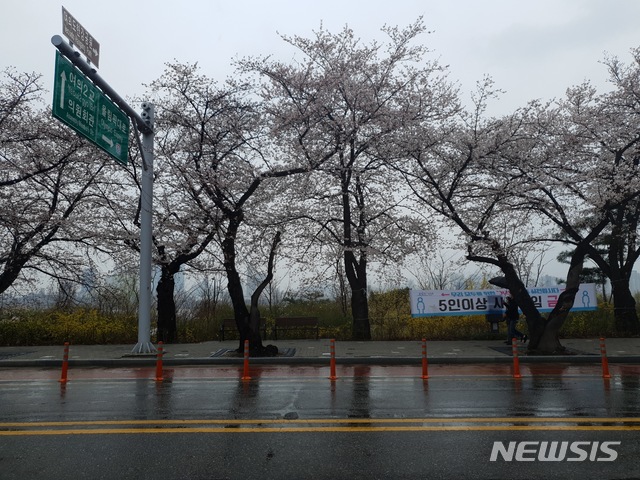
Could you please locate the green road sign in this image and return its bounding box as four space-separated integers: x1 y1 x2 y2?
52 51 129 165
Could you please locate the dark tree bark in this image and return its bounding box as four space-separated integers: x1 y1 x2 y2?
610 278 639 335
600 230 639 334
221 214 251 353
602 177 640 334
341 172 372 341
471 241 589 355
247 231 281 356
222 217 281 355
345 250 371 340
156 264 178 343
0 255 28 295
154 230 217 344
583 227 640 335
527 244 586 354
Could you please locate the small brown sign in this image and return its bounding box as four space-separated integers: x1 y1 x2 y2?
62 6 100 68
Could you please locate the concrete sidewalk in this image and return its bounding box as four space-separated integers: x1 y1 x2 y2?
1 338 639 367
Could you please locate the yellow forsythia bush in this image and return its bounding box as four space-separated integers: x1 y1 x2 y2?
368 288 619 340
369 288 495 340
0 308 138 346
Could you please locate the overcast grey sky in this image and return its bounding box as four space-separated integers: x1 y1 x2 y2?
3 0 640 116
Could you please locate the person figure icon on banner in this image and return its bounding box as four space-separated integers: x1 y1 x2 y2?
582 290 591 308
416 297 426 314
504 296 527 344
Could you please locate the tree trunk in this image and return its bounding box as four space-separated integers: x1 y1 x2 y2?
156 264 178 343
345 251 371 340
475 240 589 355
527 244 587 354
351 286 371 340
610 277 640 335
221 216 251 352
246 231 281 356
225 255 250 353
605 215 640 335
0 253 29 295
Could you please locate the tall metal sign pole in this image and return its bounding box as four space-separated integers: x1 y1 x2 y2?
51 31 156 354
138 103 155 354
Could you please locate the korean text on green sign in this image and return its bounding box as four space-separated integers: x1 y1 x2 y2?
52 51 129 165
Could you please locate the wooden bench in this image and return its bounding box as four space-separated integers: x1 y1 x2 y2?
219 318 267 341
274 317 319 340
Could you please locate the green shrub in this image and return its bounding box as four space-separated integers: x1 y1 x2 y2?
406 315 496 340
0 295 632 346
368 288 628 341
560 303 616 338
0 308 137 346
368 288 492 340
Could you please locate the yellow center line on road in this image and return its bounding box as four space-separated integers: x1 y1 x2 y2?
1 417 639 428
1 417 639 435
2 426 640 436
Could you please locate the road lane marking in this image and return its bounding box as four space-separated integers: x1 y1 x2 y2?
1 417 639 435
2 426 640 436
1 417 639 427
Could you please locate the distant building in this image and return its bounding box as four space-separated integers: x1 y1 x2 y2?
538 275 562 287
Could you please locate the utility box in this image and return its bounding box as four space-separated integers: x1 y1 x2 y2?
486 313 502 334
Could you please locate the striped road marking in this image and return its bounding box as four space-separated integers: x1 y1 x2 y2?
1 417 639 436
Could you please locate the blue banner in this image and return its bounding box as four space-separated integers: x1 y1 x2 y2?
409 284 597 317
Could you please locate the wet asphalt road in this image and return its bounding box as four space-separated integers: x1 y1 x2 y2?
0 364 639 479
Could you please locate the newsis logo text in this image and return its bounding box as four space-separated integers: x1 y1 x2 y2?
490 441 621 462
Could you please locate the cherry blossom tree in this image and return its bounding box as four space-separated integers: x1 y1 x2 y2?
544 49 640 335
395 76 609 353
397 71 640 353
142 63 328 350
0 69 119 296
110 63 257 344
482 51 640 339
239 18 459 340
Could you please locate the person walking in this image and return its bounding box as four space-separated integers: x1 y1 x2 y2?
504 296 527 344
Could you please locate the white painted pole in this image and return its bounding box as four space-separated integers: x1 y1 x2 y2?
132 103 156 354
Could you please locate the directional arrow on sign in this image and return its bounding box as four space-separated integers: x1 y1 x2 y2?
62 7 100 68
101 135 113 147
59 71 66 109
52 51 129 165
